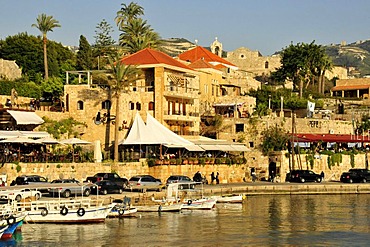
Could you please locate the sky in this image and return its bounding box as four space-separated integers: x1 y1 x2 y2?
1 0 370 56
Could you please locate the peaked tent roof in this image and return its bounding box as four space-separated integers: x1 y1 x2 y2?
145 113 193 146
178 46 236 68
122 112 157 145
120 48 193 71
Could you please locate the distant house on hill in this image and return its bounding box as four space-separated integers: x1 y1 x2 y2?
0 59 22 80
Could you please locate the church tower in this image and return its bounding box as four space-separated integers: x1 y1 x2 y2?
210 37 223 57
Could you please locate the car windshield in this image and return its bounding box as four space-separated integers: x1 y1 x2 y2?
129 177 140 182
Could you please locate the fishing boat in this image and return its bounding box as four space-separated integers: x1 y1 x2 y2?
212 194 246 203
0 226 8 239
0 212 27 239
136 203 182 212
182 198 216 210
14 198 115 223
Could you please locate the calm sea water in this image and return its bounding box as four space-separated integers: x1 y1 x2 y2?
4 194 370 247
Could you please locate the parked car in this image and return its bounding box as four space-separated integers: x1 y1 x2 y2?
0 188 42 202
85 173 129 189
13 175 48 186
50 179 80 184
340 169 370 183
128 175 164 192
90 180 124 195
166 175 192 184
48 179 91 198
286 170 322 183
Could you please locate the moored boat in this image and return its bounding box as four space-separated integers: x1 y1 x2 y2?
182 198 216 210
14 198 115 223
212 194 246 203
136 203 182 212
0 212 27 239
0 225 8 239
109 206 138 217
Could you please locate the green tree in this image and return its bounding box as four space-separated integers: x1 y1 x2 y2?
272 41 332 97
76 35 93 70
39 117 87 139
115 2 160 54
32 13 61 81
93 19 116 70
260 124 290 155
105 53 141 162
0 33 74 82
115 2 144 27
41 77 64 97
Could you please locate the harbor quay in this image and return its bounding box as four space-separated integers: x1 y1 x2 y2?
80 182 370 206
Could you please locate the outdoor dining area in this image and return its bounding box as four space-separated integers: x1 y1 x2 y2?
0 131 94 164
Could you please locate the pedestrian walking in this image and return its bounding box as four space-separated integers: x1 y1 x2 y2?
211 172 215 184
320 171 325 181
216 172 220 184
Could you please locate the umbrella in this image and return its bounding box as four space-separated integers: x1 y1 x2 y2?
0 136 38 162
60 138 91 145
0 136 38 144
93 140 102 163
60 137 92 162
35 136 60 144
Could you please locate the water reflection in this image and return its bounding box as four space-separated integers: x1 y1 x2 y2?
6 194 370 246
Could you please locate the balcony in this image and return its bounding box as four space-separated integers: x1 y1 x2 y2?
163 85 199 99
163 110 199 122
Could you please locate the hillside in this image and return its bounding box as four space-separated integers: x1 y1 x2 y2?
159 38 196 57
159 37 370 76
324 40 370 76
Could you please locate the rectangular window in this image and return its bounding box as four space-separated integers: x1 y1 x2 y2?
235 123 244 133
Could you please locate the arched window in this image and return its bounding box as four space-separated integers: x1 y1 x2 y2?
129 101 135 110
148 101 154 110
265 61 269 69
136 102 141 111
77 100 84 110
102 100 111 110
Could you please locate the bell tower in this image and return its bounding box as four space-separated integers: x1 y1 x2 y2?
210 37 223 57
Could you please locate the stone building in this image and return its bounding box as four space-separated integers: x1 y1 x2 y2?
62 48 200 154
177 45 257 118
0 59 22 80
225 46 281 76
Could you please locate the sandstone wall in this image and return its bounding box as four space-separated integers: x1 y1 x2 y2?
0 152 366 185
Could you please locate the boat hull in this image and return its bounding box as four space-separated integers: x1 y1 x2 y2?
108 207 138 217
182 198 216 210
136 204 182 212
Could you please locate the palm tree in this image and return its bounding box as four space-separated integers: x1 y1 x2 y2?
118 18 161 53
32 13 61 81
115 2 144 28
106 53 141 162
115 2 160 54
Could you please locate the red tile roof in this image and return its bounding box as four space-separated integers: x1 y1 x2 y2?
120 48 192 71
178 46 236 67
188 58 220 70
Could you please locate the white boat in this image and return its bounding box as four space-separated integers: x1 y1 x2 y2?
109 206 138 217
14 198 115 223
0 225 8 239
212 194 246 203
182 198 216 210
136 203 182 212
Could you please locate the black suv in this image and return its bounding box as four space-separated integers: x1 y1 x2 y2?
13 175 48 185
286 170 322 183
340 169 370 183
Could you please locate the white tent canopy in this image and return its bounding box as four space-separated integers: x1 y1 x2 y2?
120 112 193 146
120 112 247 153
